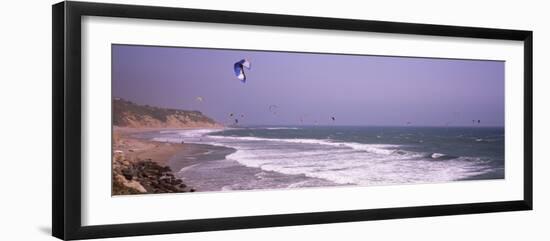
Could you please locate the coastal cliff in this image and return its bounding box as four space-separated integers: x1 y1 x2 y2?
113 98 222 129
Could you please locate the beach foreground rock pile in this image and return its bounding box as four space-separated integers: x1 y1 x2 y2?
113 153 195 195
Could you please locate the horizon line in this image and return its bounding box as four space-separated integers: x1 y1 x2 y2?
226 124 505 128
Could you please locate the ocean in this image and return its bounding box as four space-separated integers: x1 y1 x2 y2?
139 126 504 192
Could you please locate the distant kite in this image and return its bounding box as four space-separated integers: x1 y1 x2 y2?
195 96 203 102
268 105 279 115
233 59 251 83
331 117 336 121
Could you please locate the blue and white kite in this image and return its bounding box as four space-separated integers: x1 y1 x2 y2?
233 58 251 83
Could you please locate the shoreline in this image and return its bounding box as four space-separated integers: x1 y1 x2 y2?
112 127 223 195
124 127 342 192
167 143 237 178
161 130 343 192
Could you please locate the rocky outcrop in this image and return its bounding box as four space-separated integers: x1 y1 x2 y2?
112 153 195 194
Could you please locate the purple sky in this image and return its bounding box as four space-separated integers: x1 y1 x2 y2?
112 44 504 126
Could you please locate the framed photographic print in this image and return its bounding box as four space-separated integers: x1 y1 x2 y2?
52 1 533 240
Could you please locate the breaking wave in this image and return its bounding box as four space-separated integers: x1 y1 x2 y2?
151 128 498 186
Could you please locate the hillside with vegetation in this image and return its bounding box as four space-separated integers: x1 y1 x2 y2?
113 98 221 128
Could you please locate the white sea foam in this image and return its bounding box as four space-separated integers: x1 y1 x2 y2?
177 163 199 174
223 141 491 185
177 129 221 137
238 127 301 130
228 149 492 185
431 153 446 159
286 180 318 188
208 135 401 155
152 128 493 186
264 127 301 130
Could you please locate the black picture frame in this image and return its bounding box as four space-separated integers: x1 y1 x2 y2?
52 1 533 240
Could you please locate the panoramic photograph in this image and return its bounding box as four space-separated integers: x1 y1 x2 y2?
111 44 505 195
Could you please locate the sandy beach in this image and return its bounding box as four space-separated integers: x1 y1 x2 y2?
113 127 188 166
112 127 219 195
